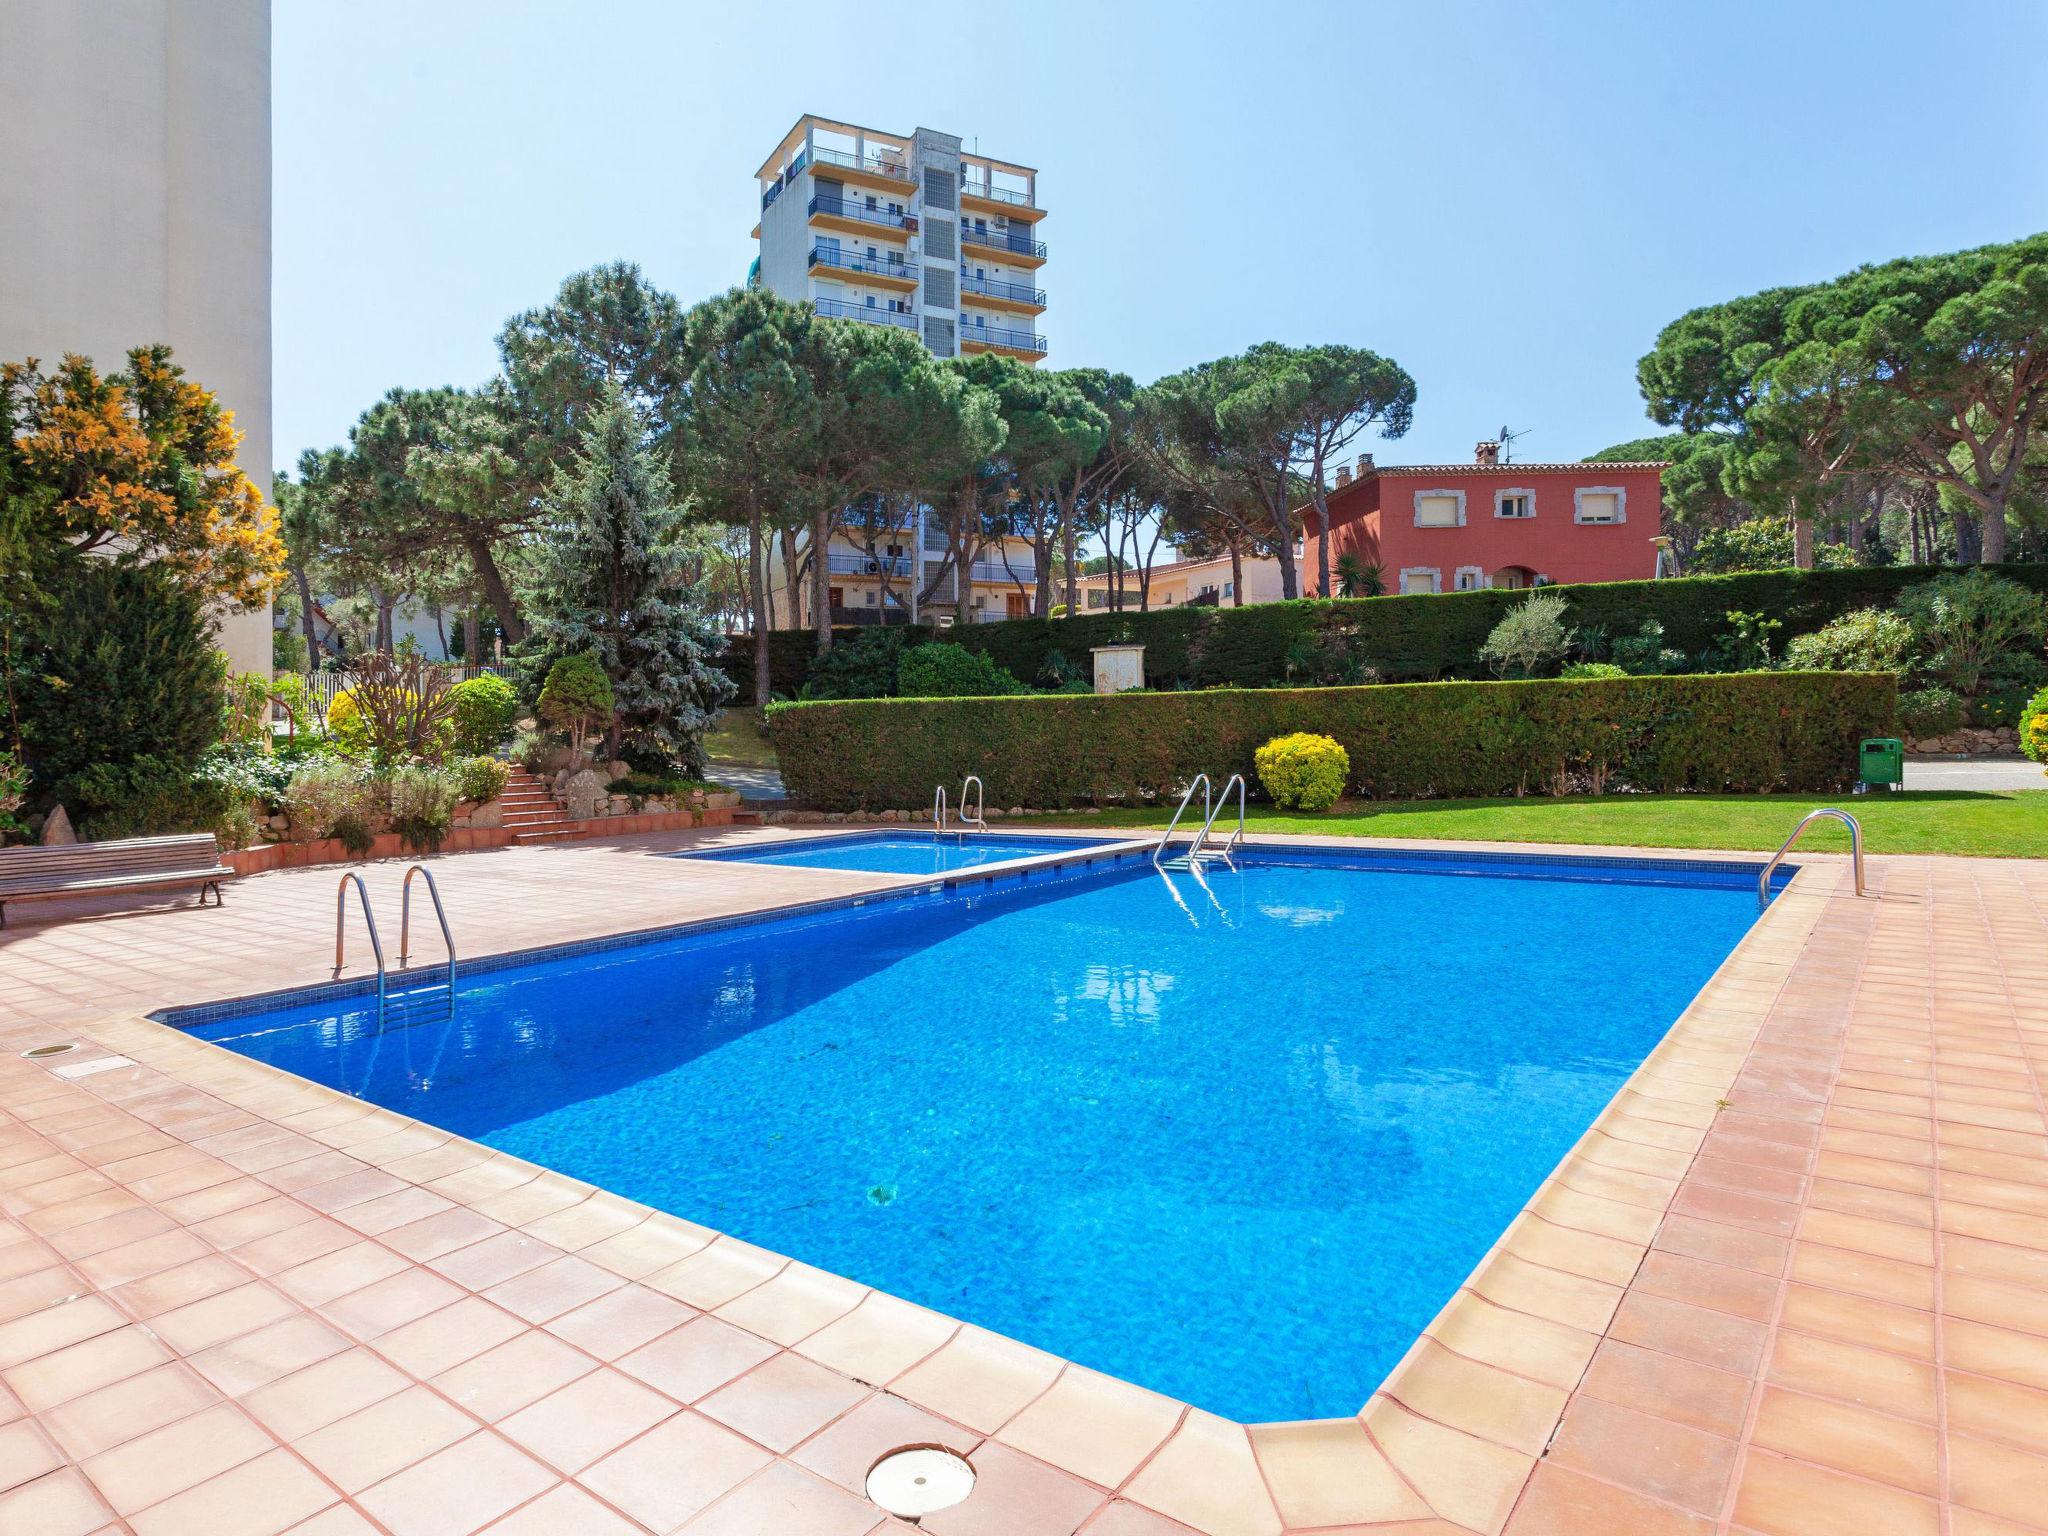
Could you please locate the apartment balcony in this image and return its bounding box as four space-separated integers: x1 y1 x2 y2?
809 195 915 238
960 324 1048 359
960 179 1041 217
959 272 1046 314
970 556 1037 584
810 144 913 191
959 224 1046 267
826 551 912 578
809 245 918 289
813 297 917 330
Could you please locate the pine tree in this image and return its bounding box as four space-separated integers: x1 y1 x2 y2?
525 387 733 771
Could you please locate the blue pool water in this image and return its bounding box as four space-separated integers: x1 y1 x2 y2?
677 830 1116 875
181 849 1777 1420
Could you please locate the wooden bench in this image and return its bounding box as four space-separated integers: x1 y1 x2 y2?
0 834 235 927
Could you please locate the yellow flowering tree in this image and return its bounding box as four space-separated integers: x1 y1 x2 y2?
1 344 284 609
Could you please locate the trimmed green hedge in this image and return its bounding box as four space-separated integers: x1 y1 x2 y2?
768 672 1898 810
724 563 2048 696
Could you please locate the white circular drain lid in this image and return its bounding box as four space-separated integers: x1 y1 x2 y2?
866 1445 975 1519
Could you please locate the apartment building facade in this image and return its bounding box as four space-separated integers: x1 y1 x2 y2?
1302 444 1668 595
2 0 274 675
803 510 1041 626
753 115 1047 365
1076 551 1293 611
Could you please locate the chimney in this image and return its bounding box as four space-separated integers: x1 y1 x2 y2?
1475 441 1500 466
1356 452 1373 476
1334 466 1352 488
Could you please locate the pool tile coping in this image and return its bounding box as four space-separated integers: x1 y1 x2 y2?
3 837 1885 1535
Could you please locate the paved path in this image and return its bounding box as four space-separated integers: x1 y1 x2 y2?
1901 756 2045 792
708 762 787 803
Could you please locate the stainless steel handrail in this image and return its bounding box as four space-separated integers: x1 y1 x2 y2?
399 865 457 1006
334 873 388 1018
1187 773 1246 867
932 784 948 834
1758 808 1865 912
959 775 986 833
1152 774 1212 868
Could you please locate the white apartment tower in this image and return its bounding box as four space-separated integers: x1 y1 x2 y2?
753 115 1046 365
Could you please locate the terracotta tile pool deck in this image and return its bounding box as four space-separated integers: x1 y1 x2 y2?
1 825 2046 1535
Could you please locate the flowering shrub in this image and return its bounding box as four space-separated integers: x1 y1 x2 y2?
2021 687 2048 768
1253 732 1350 812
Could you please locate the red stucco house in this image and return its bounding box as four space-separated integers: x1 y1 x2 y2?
1302 443 1669 595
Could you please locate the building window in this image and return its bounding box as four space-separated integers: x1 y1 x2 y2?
1399 567 1441 595
864 294 876 308
1575 487 1626 524
1454 566 1486 591
1223 581 1234 597
1413 490 1465 527
1495 490 1535 519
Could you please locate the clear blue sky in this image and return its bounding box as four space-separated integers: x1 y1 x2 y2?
274 0 2046 478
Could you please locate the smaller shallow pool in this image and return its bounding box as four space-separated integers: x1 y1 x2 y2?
677 830 1118 875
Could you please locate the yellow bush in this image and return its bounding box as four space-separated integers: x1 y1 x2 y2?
1253 731 1350 812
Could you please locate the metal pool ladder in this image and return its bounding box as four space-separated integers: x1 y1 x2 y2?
1154 774 1217 869
933 777 987 841
1187 773 1246 868
1758 808 1866 912
334 872 388 1020
334 868 459 1025
958 775 986 835
396 865 457 1021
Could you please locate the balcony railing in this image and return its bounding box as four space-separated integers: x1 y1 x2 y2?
960 225 1046 259
970 557 1037 583
809 195 912 231
963 324 1048 354
827 551 912 577
810 246 918 282
813 297 917 330
961 273 1045 306
812 145 911 181
961 180 1033 208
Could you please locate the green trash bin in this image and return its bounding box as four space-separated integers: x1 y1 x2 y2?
1858 737 1904 791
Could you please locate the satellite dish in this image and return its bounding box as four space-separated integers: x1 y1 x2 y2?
1497 425 1532 464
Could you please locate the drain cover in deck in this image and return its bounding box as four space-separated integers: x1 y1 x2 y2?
866 1446 974 1519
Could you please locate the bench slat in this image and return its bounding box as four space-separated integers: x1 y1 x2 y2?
0 834 231 912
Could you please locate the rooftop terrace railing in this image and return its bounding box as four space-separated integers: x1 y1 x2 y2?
961 179 1034 207
812 145 911 180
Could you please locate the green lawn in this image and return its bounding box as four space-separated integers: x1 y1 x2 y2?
705 708 779 768
1030 790 2048 860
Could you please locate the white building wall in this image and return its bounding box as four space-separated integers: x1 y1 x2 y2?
0 0 274 676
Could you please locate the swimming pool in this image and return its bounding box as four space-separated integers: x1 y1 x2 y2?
677 829 1119 875
177 846 1785 1421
